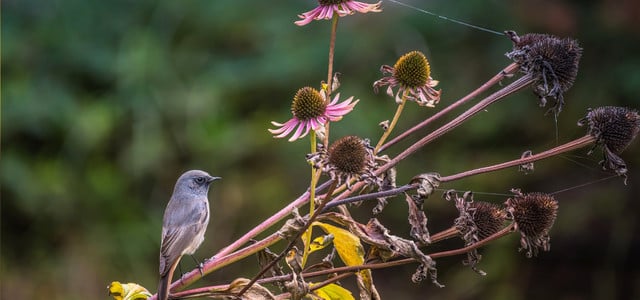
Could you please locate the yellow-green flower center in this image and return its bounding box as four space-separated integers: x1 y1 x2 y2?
328 136 367 174
393 51 431 88
319 0 347 5
291 87 327 121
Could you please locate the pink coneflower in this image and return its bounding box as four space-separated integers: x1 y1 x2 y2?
373 50 441 107
295 0 382 26
269 87 358 142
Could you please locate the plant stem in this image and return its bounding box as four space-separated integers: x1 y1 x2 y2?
303 132 319 266
323 135 596 211
298 223 515 279
440 135 596 182
326 72 537 207
429 226 461 243
236 181 339 297
375 92 407 153
383 73 535 171
154 232 282 299
379 62 520 153
174 224 516 299
326 15 338 93
322 184 417 211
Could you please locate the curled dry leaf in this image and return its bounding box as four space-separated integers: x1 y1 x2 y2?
277 208 307 240
405 193 431 245
206 278 277 300
518 150 535 174
410 173 441 200
256 246 285 292
317 213 442 287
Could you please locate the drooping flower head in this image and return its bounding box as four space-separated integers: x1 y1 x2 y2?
269 84 358 142
295 0 382 26
446 190 507 275
505 31 582 115
373 50 441 107
306 135 380 188
578 106 640 179
505 189 558 258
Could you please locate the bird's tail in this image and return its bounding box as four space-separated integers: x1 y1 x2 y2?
158 259 180 300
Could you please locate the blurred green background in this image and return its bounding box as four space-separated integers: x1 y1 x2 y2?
2 0 640 299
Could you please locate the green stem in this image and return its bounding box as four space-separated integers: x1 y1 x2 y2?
302 131 319 267
375 92 407 153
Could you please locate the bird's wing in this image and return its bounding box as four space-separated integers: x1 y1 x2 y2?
159 199 208 275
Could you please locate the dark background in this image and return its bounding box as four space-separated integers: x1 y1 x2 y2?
2 0 639 299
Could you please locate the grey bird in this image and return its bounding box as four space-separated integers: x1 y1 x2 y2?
158 170 220 300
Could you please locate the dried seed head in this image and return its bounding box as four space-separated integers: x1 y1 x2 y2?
578 106 640 179
393 51 431 89
306 136 380 189
471 201 507 240
580 106 640 155
447 191 503 275
505 191 558 257
291 87 327 121
328 135 368 174
505 31 582 114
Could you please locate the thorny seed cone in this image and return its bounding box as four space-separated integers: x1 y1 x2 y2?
505 31 582 113
471 201 507 240
291 87 327 120
581 106 640 154
507 192 558 239
328 135 368 174
393 51 431 89
506 31 582 93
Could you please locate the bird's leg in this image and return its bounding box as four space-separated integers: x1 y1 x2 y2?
190 255 205 277
178 262 185 278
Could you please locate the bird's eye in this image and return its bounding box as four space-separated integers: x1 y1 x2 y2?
195 177 206 184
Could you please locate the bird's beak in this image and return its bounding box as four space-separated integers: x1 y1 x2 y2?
207 176 222 183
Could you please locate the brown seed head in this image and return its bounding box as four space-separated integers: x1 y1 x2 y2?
470 201 507 240
506 192 558 239
505 31 582 114
328 136 368 175
581 106 640 154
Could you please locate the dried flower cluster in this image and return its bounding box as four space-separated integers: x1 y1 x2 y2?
112 4 639 300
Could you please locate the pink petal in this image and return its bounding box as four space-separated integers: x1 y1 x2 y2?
269 118 299 138
295 7 322 26
288 120 308 141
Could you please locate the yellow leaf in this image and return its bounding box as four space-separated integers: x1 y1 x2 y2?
309 234 334 253
313 222 364 266
107 281 151 300
313 283 355 300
